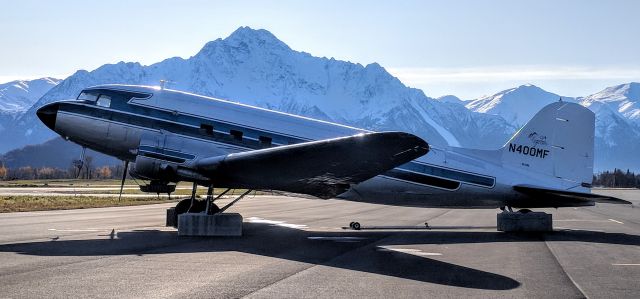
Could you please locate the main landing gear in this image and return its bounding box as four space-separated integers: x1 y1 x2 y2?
169 182 252 228
499 206 533 214
497 206 552 232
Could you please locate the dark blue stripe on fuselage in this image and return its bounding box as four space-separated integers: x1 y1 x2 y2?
58 95 495 189
384 169 461 190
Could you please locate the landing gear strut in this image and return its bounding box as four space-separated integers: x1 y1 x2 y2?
169 184 253 227
500 206 514 212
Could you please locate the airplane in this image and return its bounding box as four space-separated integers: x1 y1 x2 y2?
35 84 630 227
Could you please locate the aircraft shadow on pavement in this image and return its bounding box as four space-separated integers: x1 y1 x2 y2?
1 224 638 290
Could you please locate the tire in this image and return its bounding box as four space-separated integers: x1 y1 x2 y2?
207 203 220 215
349 222 355 228
175 198 206 215
352 222 361 230
518 209 532 214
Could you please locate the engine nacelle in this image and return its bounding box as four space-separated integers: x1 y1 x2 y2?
129 155 179 182
130 132 220 184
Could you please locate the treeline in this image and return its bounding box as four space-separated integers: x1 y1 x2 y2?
592 169 640 188
2 160 640 188
0 156 125 180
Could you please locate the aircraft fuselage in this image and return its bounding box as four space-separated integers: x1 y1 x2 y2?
36 85 592 209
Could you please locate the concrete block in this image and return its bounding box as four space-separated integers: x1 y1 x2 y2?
497 212 552 232
166 208 177 227
178 213 243 236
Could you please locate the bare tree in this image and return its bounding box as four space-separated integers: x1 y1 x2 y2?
0 162 7 180
83 156 94 179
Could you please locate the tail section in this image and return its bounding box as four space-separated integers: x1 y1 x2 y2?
501 101 595 186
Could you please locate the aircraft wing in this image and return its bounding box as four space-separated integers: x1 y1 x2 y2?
195 132 429 198
513 185 632 205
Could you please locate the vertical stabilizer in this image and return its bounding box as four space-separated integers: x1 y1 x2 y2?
501 102 595 186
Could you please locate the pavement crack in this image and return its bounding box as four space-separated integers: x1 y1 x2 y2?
543 236 589 299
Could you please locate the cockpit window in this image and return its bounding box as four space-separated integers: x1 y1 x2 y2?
96 95 111 108
77 91 99 102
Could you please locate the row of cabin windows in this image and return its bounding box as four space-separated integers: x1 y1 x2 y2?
200 124 272 146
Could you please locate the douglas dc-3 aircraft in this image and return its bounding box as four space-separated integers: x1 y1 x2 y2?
36 84 630 224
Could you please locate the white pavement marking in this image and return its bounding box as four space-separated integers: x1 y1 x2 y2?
307 236 367 243
376 246 442 256
612 264 640 266
247 217 308 229
48 228 101 232
555 219 610 222
555 227 605 232
608 219 624 224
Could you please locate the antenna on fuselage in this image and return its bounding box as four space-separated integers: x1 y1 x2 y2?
160 80 166 90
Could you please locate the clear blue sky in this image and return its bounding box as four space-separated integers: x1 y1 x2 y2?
1 0 639 99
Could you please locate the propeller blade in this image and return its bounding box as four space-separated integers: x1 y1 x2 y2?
74 147 87 179
118 160 129 202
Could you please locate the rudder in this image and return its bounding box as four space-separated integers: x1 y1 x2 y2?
501 101 595 187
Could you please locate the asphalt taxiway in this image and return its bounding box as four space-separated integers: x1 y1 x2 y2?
0 189 638 298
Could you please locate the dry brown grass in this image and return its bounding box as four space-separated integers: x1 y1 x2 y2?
0 195 178 213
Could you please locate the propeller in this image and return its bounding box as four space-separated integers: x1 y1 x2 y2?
72 147 87 179
118 160 129 202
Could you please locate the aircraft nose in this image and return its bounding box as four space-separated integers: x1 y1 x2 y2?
36 102 59 131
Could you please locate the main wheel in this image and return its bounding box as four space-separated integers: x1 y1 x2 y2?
174 198 207 225
207 203 220 215
518 209 532 214
352 222 361 230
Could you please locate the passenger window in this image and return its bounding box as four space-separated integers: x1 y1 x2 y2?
96 95 111 108
200 124 214 136
230 130 243 141
77 92 98 102
259 136 272 146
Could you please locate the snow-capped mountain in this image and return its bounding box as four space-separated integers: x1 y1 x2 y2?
2 27 636 171
1 27 513 153
580 83 640 126
437 95 466 105
466 84 575 128
467 83 640 171
0 77 60 132
0 77 60 114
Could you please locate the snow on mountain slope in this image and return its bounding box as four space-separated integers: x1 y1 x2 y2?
466 84 575 128
580 83 640 125
587 101 640 170
466 83 640 171
0 77 60 114
2 27 513 153
437 95 466 105
0 77 60 132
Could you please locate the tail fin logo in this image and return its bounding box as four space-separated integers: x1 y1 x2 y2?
527 132 547 146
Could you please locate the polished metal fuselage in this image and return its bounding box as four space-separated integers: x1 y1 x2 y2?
39 85 587 208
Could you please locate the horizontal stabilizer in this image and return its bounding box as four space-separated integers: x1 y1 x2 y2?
514 185 632 205
195 132 429 198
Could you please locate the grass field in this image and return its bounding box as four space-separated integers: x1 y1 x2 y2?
0 179 200 188
0 195 178 213
0 179 273 212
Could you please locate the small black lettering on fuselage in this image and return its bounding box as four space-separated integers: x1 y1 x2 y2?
508 143 549 159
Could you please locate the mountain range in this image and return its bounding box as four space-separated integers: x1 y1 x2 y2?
0 27 637 172
465 83 640 171
0 77 60 132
